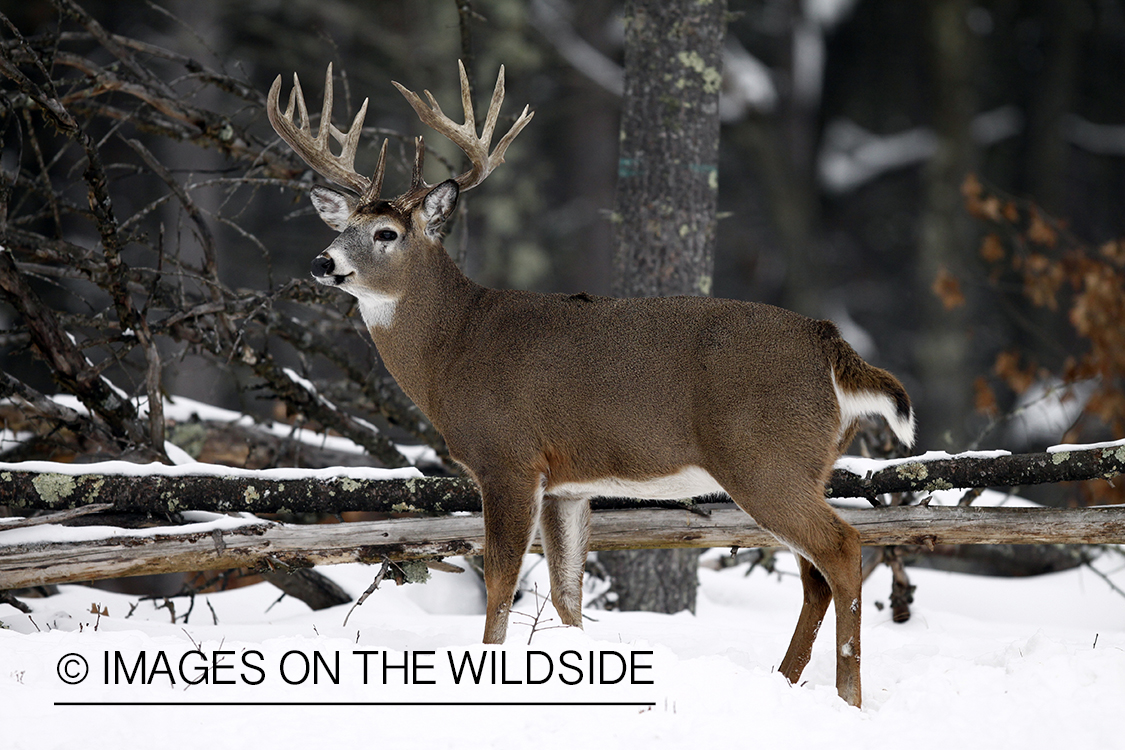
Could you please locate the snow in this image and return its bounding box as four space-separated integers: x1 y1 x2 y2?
0 458 421 482
1065 114 1125 156
720 39 777 120
1003 378 1097 449
803 0 860 28
818 107 1023 194
1048 437 1125 453
0 510 269 546
20 392 441 467
2 402 1123 745
2 551 1122 748
834 449 1012 477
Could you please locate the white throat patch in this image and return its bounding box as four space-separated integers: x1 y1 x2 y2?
356 292 399 329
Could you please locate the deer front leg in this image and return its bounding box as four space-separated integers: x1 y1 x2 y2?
479 473 543 644
540 495 591 628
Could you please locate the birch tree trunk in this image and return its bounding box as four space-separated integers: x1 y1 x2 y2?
601 0 726 615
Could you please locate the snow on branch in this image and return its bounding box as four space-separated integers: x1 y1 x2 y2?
828 442 1125 503
2 441 1123 516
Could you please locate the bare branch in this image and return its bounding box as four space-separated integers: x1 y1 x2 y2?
2 443 1123 515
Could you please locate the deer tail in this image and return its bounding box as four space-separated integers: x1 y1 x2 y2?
818 321 916 449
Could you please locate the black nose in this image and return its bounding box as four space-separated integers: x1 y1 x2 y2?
311 255 334 277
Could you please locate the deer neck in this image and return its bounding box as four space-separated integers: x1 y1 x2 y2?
363 244 483 417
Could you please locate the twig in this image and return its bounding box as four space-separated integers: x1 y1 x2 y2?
1084 558 1125 601
0 502 113 529
342 557 392 628
512 583 566 645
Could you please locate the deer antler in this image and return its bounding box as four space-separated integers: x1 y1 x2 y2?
267 63 386 202
393 61 534 193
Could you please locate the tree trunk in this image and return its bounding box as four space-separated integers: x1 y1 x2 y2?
914 0 979 449
601 0 726 615
610 0 725 299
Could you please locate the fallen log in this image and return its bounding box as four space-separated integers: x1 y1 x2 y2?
1 441 1123 514
1 504 1123 590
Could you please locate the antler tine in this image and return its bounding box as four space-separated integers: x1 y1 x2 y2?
478 64 505 150
488 103 534 168
457 59 476 137
266 65 372 198
332 97 369 173
392 62 534 194
409 136 427 193
363 139 389 204
316 64 334 147
290 73 309 129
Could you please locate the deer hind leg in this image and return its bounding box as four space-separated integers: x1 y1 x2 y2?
778 555 834 684
720 474 863 707
478 472 543 644
539 495 591 628
776 505 862 707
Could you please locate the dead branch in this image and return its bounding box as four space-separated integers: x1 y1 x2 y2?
826 446 1125 502
0 3 450 469
1 443 1122 515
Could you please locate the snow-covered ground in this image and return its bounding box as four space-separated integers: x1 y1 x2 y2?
2 549 1123 749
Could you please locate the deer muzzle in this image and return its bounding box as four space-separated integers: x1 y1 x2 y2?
311 254 335 278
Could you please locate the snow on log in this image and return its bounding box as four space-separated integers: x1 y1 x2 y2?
1 441 1123 514
828 443 1125 501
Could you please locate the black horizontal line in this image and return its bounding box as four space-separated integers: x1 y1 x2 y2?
55 701 655 707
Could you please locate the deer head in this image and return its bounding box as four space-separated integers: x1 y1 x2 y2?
266 62 532 328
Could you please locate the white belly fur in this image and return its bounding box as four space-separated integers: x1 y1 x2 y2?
547 465 726 501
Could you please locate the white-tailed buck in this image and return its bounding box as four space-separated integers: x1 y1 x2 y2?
267 62 915 707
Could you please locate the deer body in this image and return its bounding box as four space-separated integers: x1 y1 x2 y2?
268 64 915 708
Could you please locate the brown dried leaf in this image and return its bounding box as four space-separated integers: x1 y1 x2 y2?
979 196 1003 222
1099 239 1125 267
994 350 1036 394
1022 253 1063 310
1027 209 1058 247
932 267 966 310
979 233 1005 264
973 376 999 416
1003 201 1020 224
961 173 982 201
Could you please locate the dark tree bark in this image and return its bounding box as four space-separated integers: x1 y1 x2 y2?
914 0 980 448
600 0 726 616
610 0 725 299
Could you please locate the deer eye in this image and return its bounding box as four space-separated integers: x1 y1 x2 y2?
375 229 398 242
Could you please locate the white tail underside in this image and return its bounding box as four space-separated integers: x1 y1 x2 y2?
832 373 916 447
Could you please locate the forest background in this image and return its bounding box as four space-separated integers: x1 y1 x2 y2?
2 0 1124 510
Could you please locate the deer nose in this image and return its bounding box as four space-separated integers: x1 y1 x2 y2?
311 254 335 277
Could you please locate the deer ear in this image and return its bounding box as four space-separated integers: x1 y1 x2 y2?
310 186 357 231
420 180 459 237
